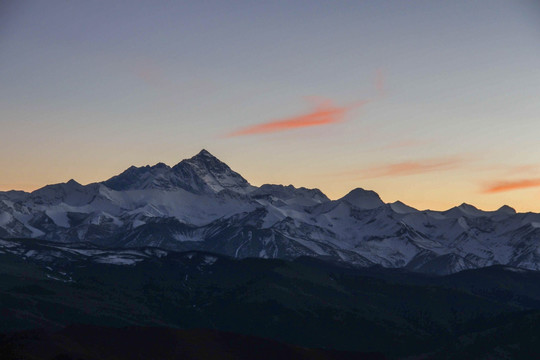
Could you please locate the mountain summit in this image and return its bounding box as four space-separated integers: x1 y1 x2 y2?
103 149 253 195
0 149 538 275
340 188 385 209
172 149 254 195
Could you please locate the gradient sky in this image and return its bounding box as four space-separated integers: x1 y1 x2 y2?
1 1 540 211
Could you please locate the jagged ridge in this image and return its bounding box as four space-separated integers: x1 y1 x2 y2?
1 149 538 275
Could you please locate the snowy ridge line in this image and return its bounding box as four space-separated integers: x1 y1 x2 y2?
1 149 539 275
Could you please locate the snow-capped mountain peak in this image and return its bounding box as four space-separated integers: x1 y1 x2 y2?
101 149 253 195
172 149 254 195
103 162 173 191
496 205 516 215
389 201 418 214
189 149 219 162
1 149 539 275
339 188 384 209
66 179 81 186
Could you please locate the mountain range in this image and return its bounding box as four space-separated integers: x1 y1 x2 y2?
2 149 540 275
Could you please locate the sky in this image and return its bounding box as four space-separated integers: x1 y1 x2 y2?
1 0 540 212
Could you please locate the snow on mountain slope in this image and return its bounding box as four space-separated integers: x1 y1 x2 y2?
103 150 255 195
1 149 540 275
390 201 418 214
171 149 256 195
103 162 173 191
30 180 100 206
251 184 329 207
340 188 385 209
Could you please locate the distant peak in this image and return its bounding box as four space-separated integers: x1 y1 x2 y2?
390 200 418 214
66 179 80 186
195 149 214 158
444 203 485 217
152 162 169 169
345 188 379 197
185 149 222 164
496 205 516 215
458 203 478 210
340 188 384 209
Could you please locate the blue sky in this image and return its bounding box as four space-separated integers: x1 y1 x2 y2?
1 0 540 211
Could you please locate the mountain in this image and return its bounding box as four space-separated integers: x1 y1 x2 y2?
103 149 254 195
1 149 540 275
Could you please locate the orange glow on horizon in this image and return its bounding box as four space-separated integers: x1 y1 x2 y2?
0 185 41 193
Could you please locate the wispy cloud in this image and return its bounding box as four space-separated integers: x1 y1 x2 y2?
361 157 463 178
483 178 540 193
226 70 384 137
226 100 366 137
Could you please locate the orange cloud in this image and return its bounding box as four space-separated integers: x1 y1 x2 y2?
483 178 540 193
226 70 384 137
226 100 367 137
361 157 463 178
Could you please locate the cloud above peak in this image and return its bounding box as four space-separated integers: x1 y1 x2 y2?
226 100 366 137
483 178 540 193
226 70 384 137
